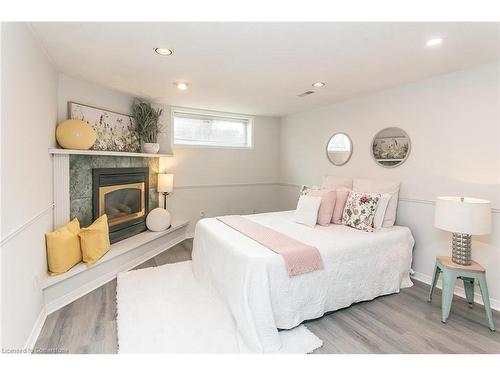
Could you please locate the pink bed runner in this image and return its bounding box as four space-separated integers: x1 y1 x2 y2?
216 215 324 276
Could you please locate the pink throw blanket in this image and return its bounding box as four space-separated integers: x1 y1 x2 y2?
216 216 324 276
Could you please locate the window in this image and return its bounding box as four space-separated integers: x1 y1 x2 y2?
173 108 253 148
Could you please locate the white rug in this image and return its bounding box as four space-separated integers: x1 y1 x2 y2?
116 261 322 353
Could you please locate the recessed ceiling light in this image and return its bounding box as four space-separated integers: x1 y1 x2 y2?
312 82 326 87
154 47 173 56
426 37 443 47
174 82 189 90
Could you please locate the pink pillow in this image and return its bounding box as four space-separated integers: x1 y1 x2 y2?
332 188 351 224
322 175 352 190
301 187 336 226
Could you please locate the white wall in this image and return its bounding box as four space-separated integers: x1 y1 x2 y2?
57 74 134 124
1 23 58 349
279 63 500 307
57 75 282 234
161 114 281 233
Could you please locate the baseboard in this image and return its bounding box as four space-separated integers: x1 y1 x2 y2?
24 306 47 351
45 233 186 315
411 271 500 312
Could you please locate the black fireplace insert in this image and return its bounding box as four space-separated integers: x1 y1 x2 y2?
92 167 149 243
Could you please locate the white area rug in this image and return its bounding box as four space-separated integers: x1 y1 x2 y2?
116 261 322 353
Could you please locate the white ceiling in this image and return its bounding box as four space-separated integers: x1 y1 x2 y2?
30 22 500 116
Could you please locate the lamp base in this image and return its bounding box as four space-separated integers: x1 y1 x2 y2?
451 232 472 266
162 192 170 210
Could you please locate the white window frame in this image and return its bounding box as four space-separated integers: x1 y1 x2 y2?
171 107 254 150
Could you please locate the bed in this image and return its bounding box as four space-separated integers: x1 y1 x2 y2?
192 210 414 353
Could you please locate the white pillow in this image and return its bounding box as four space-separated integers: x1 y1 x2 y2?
373 193 391 229
294 195 322 227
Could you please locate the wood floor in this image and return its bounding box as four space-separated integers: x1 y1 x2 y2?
35 238 500 354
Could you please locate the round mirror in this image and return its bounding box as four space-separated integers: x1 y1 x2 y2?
326 132 353 166
371 127 411 168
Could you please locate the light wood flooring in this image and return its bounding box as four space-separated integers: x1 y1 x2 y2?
35 239 500 354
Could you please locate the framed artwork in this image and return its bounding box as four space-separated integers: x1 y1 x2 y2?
371 127 411 167
68 101 140 152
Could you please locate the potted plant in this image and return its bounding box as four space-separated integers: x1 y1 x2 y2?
132 99 163 154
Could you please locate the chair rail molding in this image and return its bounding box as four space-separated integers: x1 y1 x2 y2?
175 181 279 190
278 183 500 213
0 203 55 246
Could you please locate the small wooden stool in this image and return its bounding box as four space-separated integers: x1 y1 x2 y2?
428 256 495 331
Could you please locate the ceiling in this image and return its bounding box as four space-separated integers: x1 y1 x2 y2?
30 22 500 116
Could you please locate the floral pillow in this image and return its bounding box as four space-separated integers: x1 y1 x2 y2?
342 191 381 232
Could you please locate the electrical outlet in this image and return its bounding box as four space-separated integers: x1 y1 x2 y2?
200 210 206 218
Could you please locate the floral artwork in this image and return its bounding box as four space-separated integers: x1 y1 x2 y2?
69 102 140 152
342 191 380 232
372 136 410 166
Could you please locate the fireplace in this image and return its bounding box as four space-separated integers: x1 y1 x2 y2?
92 167 149 243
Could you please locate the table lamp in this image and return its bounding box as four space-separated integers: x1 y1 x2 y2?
434 196 491 265
158 173 173 209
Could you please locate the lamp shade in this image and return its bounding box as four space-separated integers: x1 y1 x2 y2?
158 173 173 193
434 196 491 235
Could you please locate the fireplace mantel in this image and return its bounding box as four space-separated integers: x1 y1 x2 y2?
46 149 188 314
49 148 173 158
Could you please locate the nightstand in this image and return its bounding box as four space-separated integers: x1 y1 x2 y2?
428 256 495 331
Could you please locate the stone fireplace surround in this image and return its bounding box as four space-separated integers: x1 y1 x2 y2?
70 155 158 228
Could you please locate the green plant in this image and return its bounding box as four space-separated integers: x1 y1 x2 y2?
131 99 163 143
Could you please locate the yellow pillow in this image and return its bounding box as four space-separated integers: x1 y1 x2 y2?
79 214 111 266
45 218 82 275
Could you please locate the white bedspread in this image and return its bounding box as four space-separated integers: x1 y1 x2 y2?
192 210 414 353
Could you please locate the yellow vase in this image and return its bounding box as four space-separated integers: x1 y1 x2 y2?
56 119 96 150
